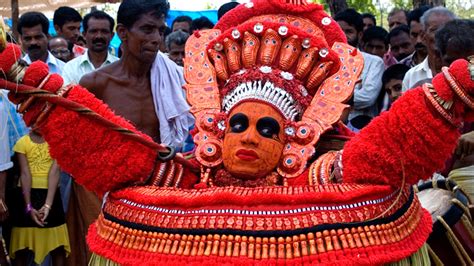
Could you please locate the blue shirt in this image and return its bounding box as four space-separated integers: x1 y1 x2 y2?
23 51 66 75
0 90 29 161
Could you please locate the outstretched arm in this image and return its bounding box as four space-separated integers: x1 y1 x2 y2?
342 59 474 187
0 43 164 196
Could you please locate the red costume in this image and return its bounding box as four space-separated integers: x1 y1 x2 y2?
1 1 473 265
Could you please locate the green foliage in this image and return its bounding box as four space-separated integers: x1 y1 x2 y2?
392 0 413 10
347 0 377 14
446 0 474 19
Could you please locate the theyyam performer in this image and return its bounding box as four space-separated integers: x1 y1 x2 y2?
0 0 473 265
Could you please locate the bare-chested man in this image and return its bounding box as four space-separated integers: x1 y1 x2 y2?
80 0 168 142
70 0 193 264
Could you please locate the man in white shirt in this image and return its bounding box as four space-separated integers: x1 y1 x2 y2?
62 11 118 85
18 12 65 75
402 7 456 92
335 9 385 131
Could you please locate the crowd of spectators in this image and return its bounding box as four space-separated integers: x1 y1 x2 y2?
0 1 473 265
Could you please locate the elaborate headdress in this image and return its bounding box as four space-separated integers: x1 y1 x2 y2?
184 0 363 179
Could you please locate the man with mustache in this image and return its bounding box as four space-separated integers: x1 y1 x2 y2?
400 6 431 68
18 12 65 75
387 25 415 64
62 11 118 85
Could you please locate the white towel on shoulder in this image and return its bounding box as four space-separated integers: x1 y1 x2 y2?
150 52 194 149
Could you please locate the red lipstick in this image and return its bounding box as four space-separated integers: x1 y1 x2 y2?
236 149 259 161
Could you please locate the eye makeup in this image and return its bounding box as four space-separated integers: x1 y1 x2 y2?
229 113 249 133
256 117 280 139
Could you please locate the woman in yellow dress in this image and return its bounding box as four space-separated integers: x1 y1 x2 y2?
10 130 70 265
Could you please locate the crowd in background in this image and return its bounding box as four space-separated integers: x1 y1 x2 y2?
0 0 473 265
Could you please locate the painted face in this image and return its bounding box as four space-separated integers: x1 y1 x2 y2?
223 102 285 179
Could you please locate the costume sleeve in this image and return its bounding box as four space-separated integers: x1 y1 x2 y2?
342 60 473 187
39 85 158 196
342 88 459 187
1 44 164 196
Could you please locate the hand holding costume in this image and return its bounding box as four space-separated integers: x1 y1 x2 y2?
1 1 473 265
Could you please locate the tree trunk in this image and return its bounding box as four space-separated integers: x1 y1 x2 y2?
11 0 19 42
412 0 445 8
325 0 348 16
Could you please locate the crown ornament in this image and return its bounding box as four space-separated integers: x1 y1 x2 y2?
184 0 364 177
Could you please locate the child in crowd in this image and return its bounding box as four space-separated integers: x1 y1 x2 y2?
10 130 70 266
382 64 410 108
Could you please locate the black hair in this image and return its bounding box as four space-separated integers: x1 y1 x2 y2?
387 25 410 44
218 2 239 20
83 11 115 33
362 26 388 46
362 13 376 26
163 26 172 38
334 8 363 33
171 16 192 30
191 16 215 32
48 36 73 52
435 19 474 56
77 35 86 44
18 12 49 35
407 5 431 25
382 64 410 86
53 6 82 28
117 0 170 29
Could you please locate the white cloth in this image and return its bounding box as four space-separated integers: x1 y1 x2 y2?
349 51 385 120
402 56 433 92
23 51 65 75
150 52 194 149
62 52 118 85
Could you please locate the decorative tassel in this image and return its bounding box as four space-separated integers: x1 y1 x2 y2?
195 166 212 189
240 236 248 257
